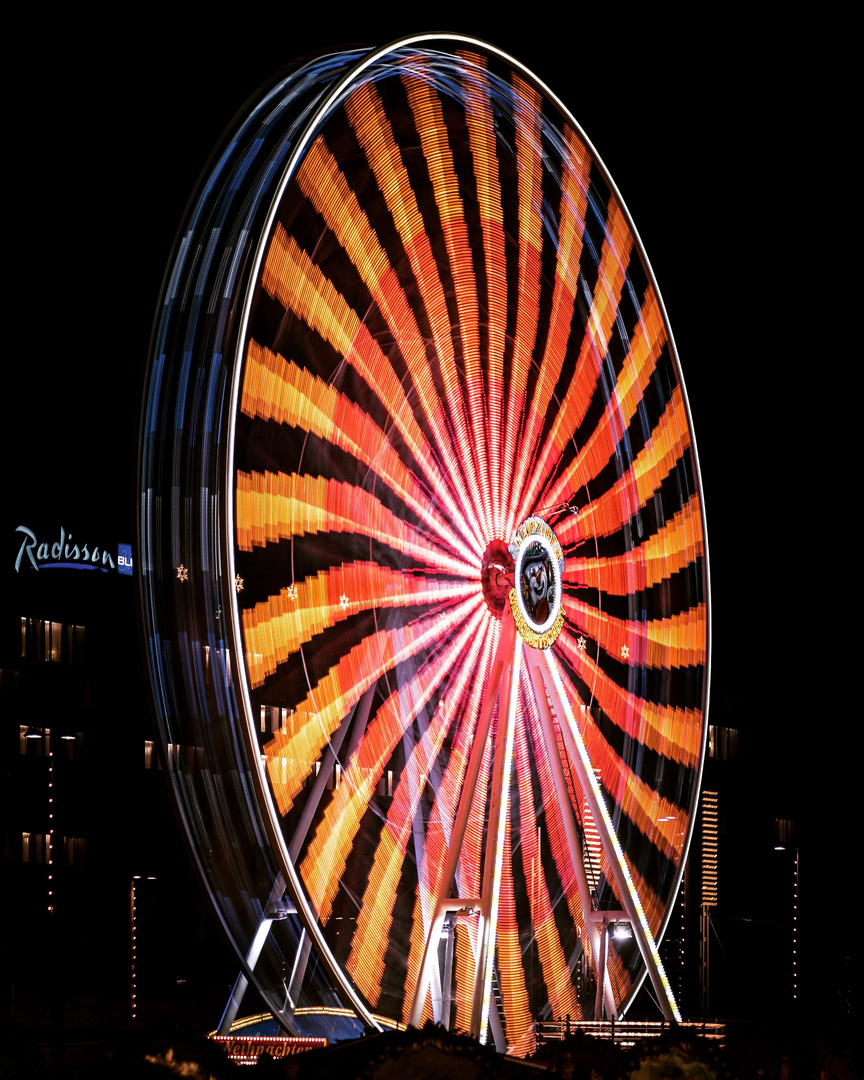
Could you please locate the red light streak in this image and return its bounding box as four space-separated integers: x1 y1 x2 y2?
229 45 708 1033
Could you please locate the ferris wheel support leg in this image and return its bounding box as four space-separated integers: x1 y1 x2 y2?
539 650 681 1023
288 685 375 863
524 650 616 1021
594 922 609 1020
218 871 294 1035
488 979 507 1051
394 630 447 1021
283 929 315 1023
230 695 371 1031
407 612 516 1031
441 919 455 1028
471 631 522 1045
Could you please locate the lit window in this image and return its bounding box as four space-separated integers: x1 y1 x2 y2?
20 618 85 663
22 832 49 863
707 725 738 761
63 836 86 865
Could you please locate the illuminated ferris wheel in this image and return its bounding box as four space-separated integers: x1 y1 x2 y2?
139 35 708 1055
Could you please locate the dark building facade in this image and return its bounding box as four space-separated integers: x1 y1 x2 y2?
1 523 235 1030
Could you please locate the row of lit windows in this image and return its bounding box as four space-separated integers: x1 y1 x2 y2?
701 791 719 906
143 740 202 771
20 832 86 864
20 618 86 664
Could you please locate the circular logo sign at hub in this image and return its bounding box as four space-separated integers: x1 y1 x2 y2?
508 517 565 648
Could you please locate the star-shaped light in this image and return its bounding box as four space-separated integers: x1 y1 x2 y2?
620 643 630 659
339 593 350 609
235 574 244 593
176 564 188 582
576 635 587 652
287 584 297 601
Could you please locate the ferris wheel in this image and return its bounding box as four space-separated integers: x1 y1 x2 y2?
139 34 709 1056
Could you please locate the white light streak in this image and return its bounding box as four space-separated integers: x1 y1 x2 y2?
543 649 682 1022
479 634 522 1044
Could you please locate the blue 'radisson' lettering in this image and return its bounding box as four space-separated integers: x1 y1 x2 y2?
15 525 117 573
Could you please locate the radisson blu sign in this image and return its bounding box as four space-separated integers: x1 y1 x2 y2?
14 526 133 576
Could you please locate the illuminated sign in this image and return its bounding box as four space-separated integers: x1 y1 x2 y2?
118 543 134 576
14 525 132 575
209 1035 327 1062
508 517 565 648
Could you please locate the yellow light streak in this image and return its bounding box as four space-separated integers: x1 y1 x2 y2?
301 607 487 922
562 599 707 672
243 562 473 686
236 469 474 578
263 596 481 814
261 225 482 553
544 650 682 1022
346 625 489 1003
567 495 705 596
240 342 477 565
558 387 693 543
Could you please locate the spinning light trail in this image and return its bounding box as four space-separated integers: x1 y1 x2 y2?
140 35 709 1055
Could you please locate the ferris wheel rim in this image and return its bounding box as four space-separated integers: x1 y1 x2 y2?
229 36 706 1029
140 33 709 1045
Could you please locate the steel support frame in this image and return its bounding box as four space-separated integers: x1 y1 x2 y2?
407 608 519 1046
537 648 680 1021
407 609 683 1040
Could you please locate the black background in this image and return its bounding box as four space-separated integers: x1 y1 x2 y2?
4 9 851 1024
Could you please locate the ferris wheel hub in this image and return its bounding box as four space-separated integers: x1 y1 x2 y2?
480 539 515 617
508 516 566 648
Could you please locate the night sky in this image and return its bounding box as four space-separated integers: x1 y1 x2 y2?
5 11 850 1020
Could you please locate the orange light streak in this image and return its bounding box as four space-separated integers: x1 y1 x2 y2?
416 619 497 915
513 717 580 1022
346 624 489 1003
261 225 482 553
240 342 477 565
243 562 473 686
458 728 494 913
522 692 590 967
604 847 668 945
562 598 707 672
236 469 474 577
556 387 693 544
555 629 703 770
460 53 507 536
401 621 498 1016
405 902 435 1026
496 819 535 1056
342 83 485 537
301 607 487 922
523 282 666 520
453 922 477 1033
403 68 493 539
501 75 544 535
567 495 705 596
294 135 485 539
508 125 591 526
550 660 693 866
263 596 481 814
